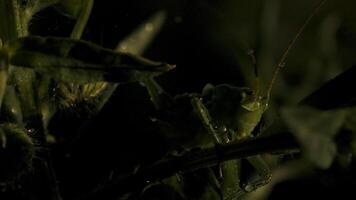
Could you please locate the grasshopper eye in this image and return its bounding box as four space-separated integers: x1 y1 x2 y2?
240 91 261 111
240 89 254 100
241 101 260 112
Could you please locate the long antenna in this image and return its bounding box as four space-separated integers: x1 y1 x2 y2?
265 0 328 103
247 49 261 100
248 49 259 78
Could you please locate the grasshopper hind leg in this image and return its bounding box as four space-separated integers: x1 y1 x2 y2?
241 155 272 193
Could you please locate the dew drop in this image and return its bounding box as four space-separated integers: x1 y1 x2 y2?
150 118 158 122
222 126 227 132
27 129 34 134
244 185 254 192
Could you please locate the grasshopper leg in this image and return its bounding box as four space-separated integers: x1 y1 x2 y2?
190 97 246 199
242 155 272 192
190 96 225 144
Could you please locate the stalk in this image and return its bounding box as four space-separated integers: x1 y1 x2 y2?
0 1 62 199
83 133 298 199
70 0 94 39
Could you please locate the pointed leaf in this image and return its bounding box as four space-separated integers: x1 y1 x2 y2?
281 106 346 169
7 36 174 84
97 11 167 110
301 65 356 110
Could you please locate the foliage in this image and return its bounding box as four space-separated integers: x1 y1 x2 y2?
0 0 355 200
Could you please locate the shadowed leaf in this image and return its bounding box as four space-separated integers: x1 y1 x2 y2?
7 36 174 84
116 11 166 54
281 106 346 169
96 11 167 110
0 86 23 124
301 65 356 110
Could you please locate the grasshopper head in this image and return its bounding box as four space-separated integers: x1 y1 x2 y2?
240 90 268 112
201 0 327 141
202 84 267 140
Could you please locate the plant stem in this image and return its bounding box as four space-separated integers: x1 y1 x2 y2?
0 50 8 111
70 0 94 39
0 1 62 200
0 0 21 41
83 133 298 200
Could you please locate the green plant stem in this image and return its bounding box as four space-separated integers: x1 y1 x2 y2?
70 0 94 39
0 51 8 111
0 1 62 200
83 133 298 200
0 0 21 41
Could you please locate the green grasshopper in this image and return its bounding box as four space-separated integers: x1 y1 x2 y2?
139 0 328 199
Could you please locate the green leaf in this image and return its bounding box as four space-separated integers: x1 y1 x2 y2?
0 86 23 124
281 106 346 169
98 11 167 110
10 67 38 123
116 11 166 54
37 76 56 135
301 65 356 110
344 108 356 133
343 108 356 155
7 36 174 84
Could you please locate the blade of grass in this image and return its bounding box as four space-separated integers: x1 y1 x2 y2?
82 134 298 200
96 11 167 111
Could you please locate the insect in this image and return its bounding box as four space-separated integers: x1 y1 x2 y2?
138 0 328 199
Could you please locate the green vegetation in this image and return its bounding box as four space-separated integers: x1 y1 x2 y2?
0 0 355 200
